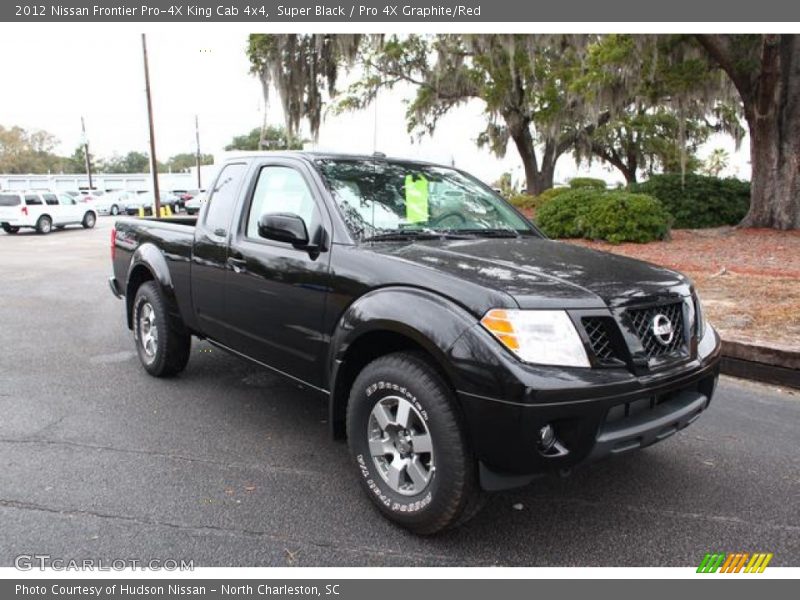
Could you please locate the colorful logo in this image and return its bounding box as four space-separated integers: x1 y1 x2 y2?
697 552 773 573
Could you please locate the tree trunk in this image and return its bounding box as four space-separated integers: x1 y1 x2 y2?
741 47 800 229
697 34 800 230
744 118 800 229
507 120 556 196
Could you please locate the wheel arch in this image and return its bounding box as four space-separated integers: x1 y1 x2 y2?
326 287 477 439
124 243 177 329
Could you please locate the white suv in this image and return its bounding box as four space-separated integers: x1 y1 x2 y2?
0 191 98 234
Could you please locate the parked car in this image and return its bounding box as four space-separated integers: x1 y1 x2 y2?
170 189 197 206
92 190 136 215
1 190 97 234
125 191 181 215
109 152 721 534
183 191 207 215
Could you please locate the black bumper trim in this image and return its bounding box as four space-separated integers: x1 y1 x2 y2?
587 390 708 461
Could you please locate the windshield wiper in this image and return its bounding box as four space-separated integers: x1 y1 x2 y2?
362 230 441 242
441 228 521 238
362 229 474 242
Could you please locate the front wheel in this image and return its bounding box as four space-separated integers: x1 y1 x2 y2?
82 211 96 229
132 281 191 377
110 205 119 216
346 352 483 534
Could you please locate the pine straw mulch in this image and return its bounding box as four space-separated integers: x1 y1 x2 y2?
564 227 800 349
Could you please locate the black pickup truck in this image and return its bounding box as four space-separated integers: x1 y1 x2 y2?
110 152 721 534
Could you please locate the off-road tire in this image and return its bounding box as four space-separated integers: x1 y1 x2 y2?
132 281 191 377
346 352 482 534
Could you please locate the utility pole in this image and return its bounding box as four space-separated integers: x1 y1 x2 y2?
141 33 161 218
81 117 93 190
195 114 202 189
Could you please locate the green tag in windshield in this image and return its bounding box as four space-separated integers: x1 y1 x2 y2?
405 174 429 223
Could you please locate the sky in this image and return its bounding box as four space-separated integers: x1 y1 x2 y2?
0 30 751 188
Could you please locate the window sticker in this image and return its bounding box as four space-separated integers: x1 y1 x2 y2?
405 174 429 223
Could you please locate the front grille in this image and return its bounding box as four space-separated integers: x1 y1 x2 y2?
582 317 617 361
627 301 685 358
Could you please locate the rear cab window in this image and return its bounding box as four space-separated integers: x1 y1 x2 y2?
203 162 247 237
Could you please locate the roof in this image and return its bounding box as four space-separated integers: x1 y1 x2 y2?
223 150 445 168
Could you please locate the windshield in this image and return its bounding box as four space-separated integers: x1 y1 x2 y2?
315 159 537 241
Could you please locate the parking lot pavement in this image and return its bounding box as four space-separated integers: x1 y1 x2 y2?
0 218 798 567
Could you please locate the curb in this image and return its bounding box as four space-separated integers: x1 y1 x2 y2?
720 339 800 389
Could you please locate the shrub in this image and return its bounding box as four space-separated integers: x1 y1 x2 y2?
629 173 750 228
533 186 570 205
568 177 607 190
536 188 671 243
508 193 536 209
511 186 572 216
535 188 599 238
583 192 672 243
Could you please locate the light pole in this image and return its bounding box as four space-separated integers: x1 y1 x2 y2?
195 114 202 189
80 116 93 190
141 33 161 218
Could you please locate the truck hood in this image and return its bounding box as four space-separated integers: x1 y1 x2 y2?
368 236 692 309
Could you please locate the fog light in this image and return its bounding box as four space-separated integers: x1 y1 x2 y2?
537 424 556 451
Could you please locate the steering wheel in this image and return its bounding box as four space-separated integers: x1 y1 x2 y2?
429 211 468 229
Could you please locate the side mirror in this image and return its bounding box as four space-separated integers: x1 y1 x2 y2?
258 212 309 246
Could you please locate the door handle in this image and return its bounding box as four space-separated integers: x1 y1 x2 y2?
227 256 247 273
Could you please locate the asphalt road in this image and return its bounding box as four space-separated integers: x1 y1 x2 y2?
0 218 798 567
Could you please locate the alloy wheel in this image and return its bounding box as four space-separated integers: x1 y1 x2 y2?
367 396 435 496
138 302 159 360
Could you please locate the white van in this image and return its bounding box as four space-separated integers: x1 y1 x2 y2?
0 191 97 234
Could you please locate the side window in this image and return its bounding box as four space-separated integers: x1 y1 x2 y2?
25 194 43 206
58 194 75 205
246 166 318 239
204 163 247 237
43 194 59 206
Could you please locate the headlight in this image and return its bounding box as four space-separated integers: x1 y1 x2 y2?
694 294 707 338
480 309 590 368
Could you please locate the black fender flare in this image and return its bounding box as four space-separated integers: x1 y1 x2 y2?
326 286 480 435
124 242 179 329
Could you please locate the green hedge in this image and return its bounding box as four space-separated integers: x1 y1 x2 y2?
629 173 750 228
535 188 671 243
568 177 607 190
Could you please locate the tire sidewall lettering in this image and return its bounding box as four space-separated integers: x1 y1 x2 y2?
356 379 435 514
365 380 429 422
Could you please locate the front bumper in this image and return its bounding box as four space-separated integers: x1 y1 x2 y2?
449 323 721 489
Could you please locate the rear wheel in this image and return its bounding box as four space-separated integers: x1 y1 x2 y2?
132 281 191 377
2 224 20 234
36 216 52 234
110 204 119 216
346 352 482 534
82 212 96 229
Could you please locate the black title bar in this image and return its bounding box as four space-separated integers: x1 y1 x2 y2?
3 0 800 22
